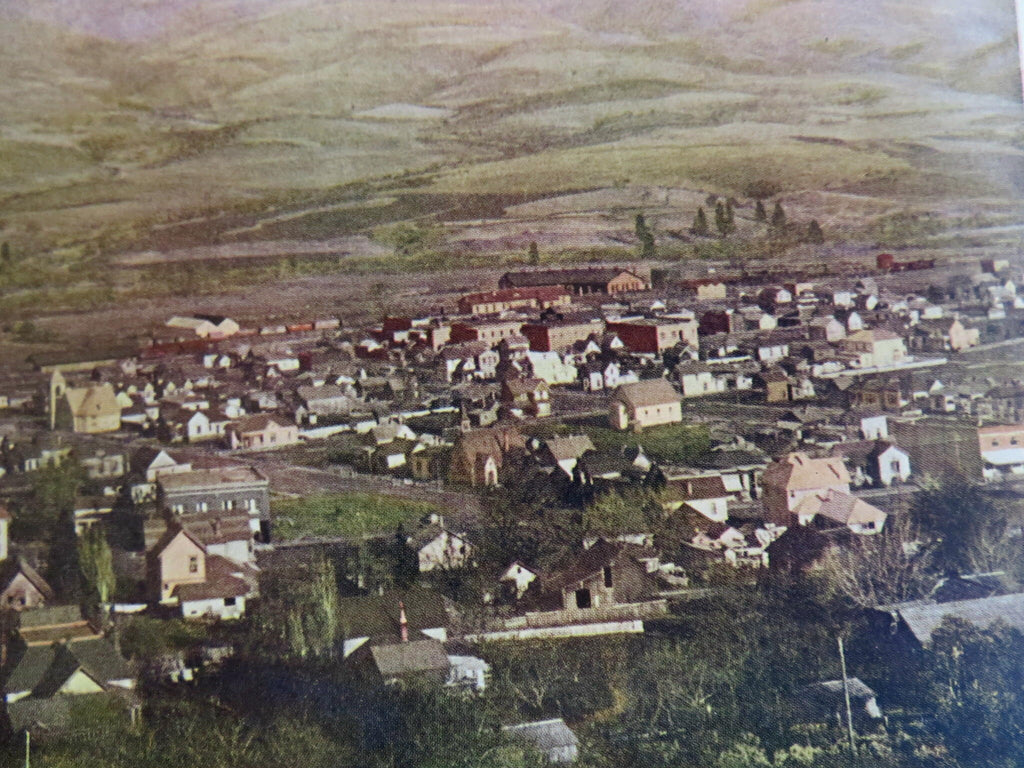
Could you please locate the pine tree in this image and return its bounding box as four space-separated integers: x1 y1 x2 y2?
715 201 729 237
724 199 736 233
754 200 767 222
805 219 824 244
528 241 540 265
691 207 709 236
635 213 655 258
771 201 786 228
0 242 9 264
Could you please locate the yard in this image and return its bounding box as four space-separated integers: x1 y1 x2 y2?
271 492 437 541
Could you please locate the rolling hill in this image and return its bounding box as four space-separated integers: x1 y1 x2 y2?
0 0 1020 262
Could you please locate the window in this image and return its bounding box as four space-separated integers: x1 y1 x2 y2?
171 504 184 515
603 566 614 588
224 499 234 510
574 589 592 609
197 502 208 513
189 556 199 574
224 597 236 607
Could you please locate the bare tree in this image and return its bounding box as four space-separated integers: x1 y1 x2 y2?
820 513 934 607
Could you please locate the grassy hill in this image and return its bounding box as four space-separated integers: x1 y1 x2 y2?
0 0 1019 280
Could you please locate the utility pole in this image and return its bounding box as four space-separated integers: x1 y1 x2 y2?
838 636 857 759
24 730 30 768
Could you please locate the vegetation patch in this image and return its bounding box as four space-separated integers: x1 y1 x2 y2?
271 492 436 540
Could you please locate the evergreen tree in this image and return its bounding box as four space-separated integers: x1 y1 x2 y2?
771 201 786 228
528 240 540 265
725 199 736 232
754 200 767 222
805 219 824 244
635 213 656 258
691 207 710 236
715 201 734 237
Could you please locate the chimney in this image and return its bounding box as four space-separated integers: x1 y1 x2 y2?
399 600 409 643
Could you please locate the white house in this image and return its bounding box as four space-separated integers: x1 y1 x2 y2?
526 351 578 386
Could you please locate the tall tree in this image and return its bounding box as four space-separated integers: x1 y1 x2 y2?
527 240 540 265
691 207 710 236
635 213 656 258
754 200 767 222
78 526 115 606
805 219 824 244
770 202 786 228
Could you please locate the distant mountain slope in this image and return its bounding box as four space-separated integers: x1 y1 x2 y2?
0 0 1019 253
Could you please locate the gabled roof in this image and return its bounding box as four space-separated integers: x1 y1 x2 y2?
503 718 579 751
795 489 886 528
338 587 448 641
0 559 55 603
763 453 850 491
4 638 132 696
172 555 254 602
370 638 449 678
543 435 595 463
228 413 294 433
882 592 1024 646
613 378 679 409
64 384 120 418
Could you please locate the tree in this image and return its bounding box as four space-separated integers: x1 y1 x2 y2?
771 202 786 228
635 213 656 259
583 488 663 538
79 526 116 606
691 207 710 236
805 220 824 244
715 202 730 237
725 199 736 230
754 201 767 222
910 479 1011 575
819 512 933 607
925 618 1024 768
528 241 540 265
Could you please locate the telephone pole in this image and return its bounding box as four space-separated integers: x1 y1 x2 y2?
838 636 857 759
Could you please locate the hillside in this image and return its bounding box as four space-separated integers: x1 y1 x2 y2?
0 0 1020 264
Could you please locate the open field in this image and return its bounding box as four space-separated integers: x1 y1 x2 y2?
270 492 437 541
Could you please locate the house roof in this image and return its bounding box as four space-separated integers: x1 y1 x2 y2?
663 475 729 501
158 465 267 492
545 539 641 592
544 435 596 463
883 592 1024 645
6 697 72 734
370 638 449 678
228 413 294 433
172 554 253 602
179 511 253 546
338 587 448 641
0 559 55 603
503 718 579 752
613 378 679 409
795 489 887 528
502 268 643 288
800 678 876 702
4 638 132 696
763 453 850 491
64 384 120 418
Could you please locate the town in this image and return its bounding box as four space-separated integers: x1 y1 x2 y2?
1 240 1024 767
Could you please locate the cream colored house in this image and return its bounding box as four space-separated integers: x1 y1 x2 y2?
54 381 122 434
761 453 851 526
610 379 682 431
840 329 907 368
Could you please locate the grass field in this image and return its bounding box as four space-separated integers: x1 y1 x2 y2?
271 492 437 541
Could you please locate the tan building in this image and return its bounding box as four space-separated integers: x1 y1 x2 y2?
761 453 851 525
610 379 682 431
52 374 122 434
225 414 299 450
841 329 908 369
149 527 206 602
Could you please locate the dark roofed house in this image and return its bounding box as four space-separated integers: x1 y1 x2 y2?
2 637 136 734
369 638 450 684
879 592 1024 647
338 587 449 659
503 718 580 764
